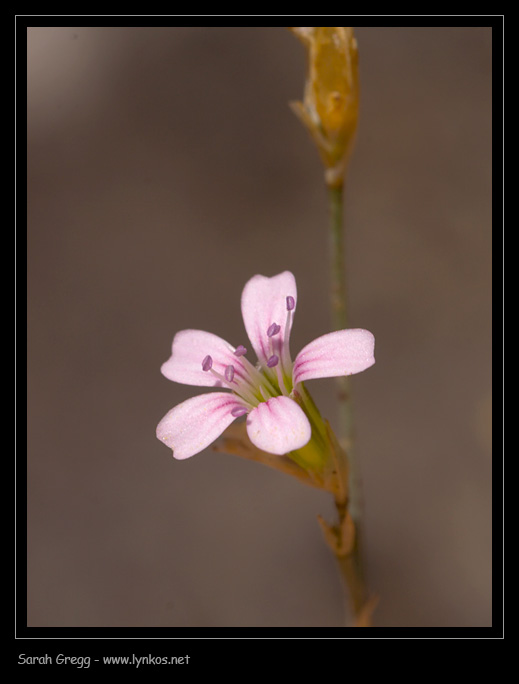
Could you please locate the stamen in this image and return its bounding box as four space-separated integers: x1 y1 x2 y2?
281 295 295 382
231 406 248 418
207 365 257 406
259 385 270 401
234 345 247 357
238 352 279 398
202 355 213 372
269 347 289 396
267 322 281 337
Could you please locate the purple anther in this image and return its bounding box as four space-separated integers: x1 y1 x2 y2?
224 365 235 383
286 295 295 311
231 406 248 418
234 345 247 357
267 322 281 337
267 354 279 368
201 355 213 372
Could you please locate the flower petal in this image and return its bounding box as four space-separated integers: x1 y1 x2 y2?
246 396 311 455
292 329 375 385
156 392 245 460
161 329 249 388
241 272 297 367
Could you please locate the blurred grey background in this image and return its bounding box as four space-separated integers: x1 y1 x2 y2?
27 26 492 627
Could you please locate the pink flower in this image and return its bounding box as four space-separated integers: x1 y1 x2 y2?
157 271 375 459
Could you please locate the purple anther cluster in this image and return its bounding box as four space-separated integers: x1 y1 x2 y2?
202 355 213 372
267 354 279 368
267 323 281 337
224 365 235 383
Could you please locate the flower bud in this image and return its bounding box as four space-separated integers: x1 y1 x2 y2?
289 27 359 187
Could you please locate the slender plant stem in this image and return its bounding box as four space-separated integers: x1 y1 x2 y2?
329 183 347 329
329 182 353 440
328 181 360 516
328 179 370 624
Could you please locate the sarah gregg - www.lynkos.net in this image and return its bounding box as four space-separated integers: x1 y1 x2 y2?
18 654 191 668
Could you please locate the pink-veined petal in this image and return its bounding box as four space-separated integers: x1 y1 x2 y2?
241 271 297 367
161 329 249 388
292 329 375 385
156 392 245 460
246 395 311 455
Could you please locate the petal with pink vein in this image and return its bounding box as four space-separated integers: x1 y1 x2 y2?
246 395 311 455
241 271 297 367
161 329 248 388
292 329 375 386
156 392 245 459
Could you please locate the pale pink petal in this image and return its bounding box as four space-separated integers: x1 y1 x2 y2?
241 272 297 366
161 329 249 388
156 392 244 459
292 329 375 385
246 395 311 455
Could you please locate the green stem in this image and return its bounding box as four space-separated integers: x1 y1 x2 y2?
329 183 348 332
328 179 369 623
328 182 358 505
329 181 354 448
